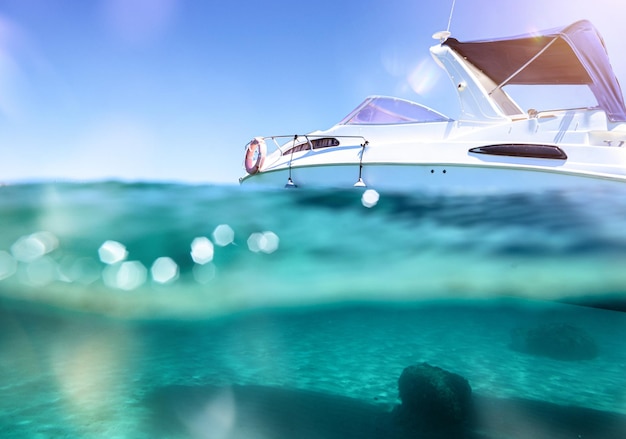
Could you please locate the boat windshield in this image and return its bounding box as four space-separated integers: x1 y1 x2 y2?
339 96 450 125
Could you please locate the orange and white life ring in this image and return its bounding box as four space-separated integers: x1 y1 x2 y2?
245 137 266 174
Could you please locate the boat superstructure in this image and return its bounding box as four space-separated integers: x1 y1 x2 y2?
239 20 626 193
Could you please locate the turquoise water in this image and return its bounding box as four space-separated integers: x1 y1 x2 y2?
1 182 626 438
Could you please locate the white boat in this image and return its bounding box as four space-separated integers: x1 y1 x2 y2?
239 20 626 193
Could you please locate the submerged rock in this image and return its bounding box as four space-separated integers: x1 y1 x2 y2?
510 322 598 361
394 362 472 431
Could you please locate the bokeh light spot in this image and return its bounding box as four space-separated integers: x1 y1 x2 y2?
98 240 128 265
212 224 235 247
11 231 59 262
247 231 280 254
192 263 216 284
23 256 58 286
59 256 101 285
102 261 147 290
151 256 179 284
361 189 380 208
190 237 214 264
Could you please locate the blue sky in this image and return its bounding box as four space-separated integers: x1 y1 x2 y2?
1 0 626 184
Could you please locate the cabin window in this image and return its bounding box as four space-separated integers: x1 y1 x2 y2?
282 138 340 156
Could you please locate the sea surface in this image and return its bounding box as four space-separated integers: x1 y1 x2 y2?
1 182 626 438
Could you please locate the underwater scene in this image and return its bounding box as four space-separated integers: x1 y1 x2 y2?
1 182 626 438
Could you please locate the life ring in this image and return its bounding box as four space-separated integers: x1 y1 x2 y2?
245 137 266 174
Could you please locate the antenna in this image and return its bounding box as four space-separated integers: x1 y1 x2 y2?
446 0 456 33
432 0 456 42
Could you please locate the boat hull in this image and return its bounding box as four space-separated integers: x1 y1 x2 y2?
240 163 626 194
